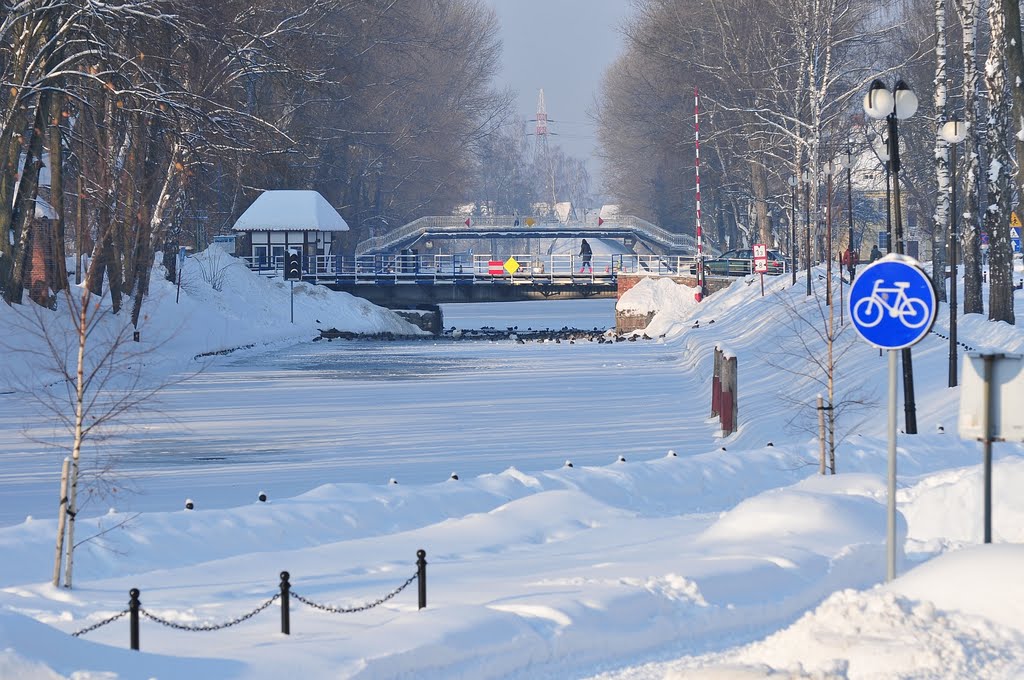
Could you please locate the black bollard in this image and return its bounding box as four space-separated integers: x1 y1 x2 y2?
416 550 427 610
279 571 290 635
129 588 140 651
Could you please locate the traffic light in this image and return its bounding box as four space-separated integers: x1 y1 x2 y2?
285 252 301 280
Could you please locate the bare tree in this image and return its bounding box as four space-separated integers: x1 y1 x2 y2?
763 288 874 474
3 268 182 587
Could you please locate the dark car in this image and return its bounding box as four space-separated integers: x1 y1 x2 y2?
691 249 787 277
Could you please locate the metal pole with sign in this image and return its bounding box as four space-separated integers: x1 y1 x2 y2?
753 243 768 296
959 351 1024 544
848 254 937 581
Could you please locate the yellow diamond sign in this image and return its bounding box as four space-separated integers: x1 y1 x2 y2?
1012 212 1022 228
525 217 536 227
504 257 520 275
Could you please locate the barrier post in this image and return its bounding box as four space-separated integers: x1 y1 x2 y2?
720 354 738 435
416 549 427 610
711 347 722 417
280 571 290 635
129 588 140 651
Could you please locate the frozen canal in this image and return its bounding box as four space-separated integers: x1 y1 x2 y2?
0 299 703 526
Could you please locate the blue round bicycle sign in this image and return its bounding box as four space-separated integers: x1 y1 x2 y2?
848 254 937 350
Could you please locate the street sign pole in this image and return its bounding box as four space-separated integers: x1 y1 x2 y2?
848 254 937 583
753 243 767 297
981 354 994 543
887 349 898 581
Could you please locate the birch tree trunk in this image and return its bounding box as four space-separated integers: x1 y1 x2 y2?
985 0 1016 323
954 0 984 314
63 286 91 589
934 0 950 302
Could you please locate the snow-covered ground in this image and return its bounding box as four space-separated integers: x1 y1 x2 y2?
1 251 1023 679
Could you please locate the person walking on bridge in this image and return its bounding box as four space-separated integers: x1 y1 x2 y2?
579 239 593 273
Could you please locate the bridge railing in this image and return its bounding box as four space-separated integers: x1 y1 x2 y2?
354 215 717 257
236 253 776 283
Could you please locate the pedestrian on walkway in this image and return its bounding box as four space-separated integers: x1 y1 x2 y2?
579 239 593 273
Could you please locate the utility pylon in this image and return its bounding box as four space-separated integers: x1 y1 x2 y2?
529 89 558 217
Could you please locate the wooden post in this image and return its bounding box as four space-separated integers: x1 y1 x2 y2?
711 347 722 417
52 457 70 587
720 354 738 435
817 395 827 475
727 355 738 434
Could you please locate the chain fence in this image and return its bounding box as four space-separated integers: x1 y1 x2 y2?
929 327 975 351
67 549 428 651
71 609 129 637
292 572 417 614
139 593 280 632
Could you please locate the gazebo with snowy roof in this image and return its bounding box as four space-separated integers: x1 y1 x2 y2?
232 190 348 265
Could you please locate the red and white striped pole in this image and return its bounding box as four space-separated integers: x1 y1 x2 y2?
694 86 705 302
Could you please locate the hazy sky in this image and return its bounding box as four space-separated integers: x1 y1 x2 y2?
483 0 633 187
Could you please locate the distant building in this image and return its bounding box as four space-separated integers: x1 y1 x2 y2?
232 190 348 264
554 202 576 223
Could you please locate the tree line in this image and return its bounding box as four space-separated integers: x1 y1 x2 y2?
597 0 1024 324
1 0 594 315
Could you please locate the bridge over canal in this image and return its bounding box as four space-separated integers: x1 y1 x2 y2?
237 252 756 308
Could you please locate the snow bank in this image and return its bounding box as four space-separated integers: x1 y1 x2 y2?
616 277 700 338
0 249 423 391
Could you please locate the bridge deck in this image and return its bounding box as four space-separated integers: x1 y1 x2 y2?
240 253 706 286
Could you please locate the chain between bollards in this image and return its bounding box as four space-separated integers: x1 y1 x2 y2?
83 551 425 650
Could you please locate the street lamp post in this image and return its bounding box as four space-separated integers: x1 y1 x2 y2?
789 175 798 285
864 78 919 435
803 170 812 296
869 133 893 253
941 119 968 388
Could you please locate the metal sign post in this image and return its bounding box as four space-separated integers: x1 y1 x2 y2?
848 254 937 581
959 351 1024 543
753 243 767 296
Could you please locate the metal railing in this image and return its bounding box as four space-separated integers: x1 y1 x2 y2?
353 215 713 256
236 253 791 284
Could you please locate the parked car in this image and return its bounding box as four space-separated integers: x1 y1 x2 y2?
691 249 787 276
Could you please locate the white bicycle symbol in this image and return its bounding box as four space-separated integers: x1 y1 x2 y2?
852 279 930 329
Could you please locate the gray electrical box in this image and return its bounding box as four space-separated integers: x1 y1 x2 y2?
959 352 1024 441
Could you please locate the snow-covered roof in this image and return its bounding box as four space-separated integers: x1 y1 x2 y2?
232 190 349 232
554 202 574 223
